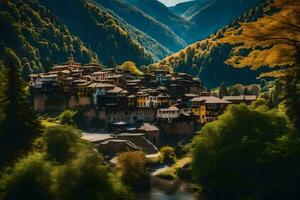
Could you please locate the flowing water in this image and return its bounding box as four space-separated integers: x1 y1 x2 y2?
136 177 203 200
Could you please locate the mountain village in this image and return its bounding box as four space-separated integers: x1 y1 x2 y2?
29 56 257 157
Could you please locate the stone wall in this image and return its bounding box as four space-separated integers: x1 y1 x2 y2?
160 121 195 137
33 93 92 112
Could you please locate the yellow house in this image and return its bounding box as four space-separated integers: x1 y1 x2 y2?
157 93 170 107
137 92 149 107
190 97 206 124
191 106 206 124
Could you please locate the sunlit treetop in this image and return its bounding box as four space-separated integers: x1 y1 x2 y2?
222 0 300 78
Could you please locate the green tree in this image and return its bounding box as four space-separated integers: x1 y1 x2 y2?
0 48 41 167
58 110 77 126
108 56 116 68
192 104 300 199
118 151 150 192
243 86 250 95
0 153 54 200
222 0 300 132
218 82 229 98
55 151 114 200
42 126 81 163
159 146 176 164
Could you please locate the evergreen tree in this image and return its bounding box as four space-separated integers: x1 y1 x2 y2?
0 48 41 168
218 82 228 98
243 87 250 95
108 56 116 68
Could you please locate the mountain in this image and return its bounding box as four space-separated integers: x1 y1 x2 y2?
169 0 264 43
0 0 97 77
187 0 264 43
170 0 211 18
125 0 191 39
39 0 160 66
1 0 169 77
92 0 186 52
150 2 267 87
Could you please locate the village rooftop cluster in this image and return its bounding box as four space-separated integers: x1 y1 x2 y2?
29 56 257 156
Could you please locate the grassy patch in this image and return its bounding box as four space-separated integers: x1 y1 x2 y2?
155 157 191 180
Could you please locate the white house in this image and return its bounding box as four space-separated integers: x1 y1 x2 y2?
156 106 180 121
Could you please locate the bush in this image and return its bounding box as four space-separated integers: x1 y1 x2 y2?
0 125 133 200
118 151 150 192
0 153 54 200
159 146 176 164
58 110 77 125
55 151 114 200
43 126 82 163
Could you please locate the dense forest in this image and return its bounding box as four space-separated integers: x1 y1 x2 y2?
0 0 97 78
0 0 299 199
0 0 170 77
150 1 268 87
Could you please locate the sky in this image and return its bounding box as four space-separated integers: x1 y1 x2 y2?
158 0 191 7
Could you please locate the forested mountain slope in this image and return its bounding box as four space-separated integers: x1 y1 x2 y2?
40 0 156 66
92 0 186 52
125 0 191 40
170 0 211 18
150 2 268 87
187 0 264 42
0 0 97 78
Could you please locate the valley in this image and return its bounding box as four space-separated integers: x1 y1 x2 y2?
0 0 299 200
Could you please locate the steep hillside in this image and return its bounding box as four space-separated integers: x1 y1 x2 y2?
125 0 191 39
150 2 267 87
40 0 156 66
187 0 264 42
170 0 211 18
92 2 171 60
0 0 97 77
93 0 186 52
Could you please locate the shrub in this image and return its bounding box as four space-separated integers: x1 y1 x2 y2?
159 146 176 164
58 110 77 125
43 126 82 163
55 151 114 200
118 151 150 192
0 153 54 200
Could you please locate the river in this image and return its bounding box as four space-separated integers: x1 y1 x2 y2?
136 177 203 200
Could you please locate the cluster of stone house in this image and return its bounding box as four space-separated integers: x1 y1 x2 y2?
30 56 257 155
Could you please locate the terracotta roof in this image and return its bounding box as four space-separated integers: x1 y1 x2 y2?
159 106 179 111
157 93 170 98
107 87 124 93
88 83 115 88
222 95 257 101
139 123 159 131
191 96 231 104
82 134 112 142
184 93 198 97
40 74 57 78
92 71 108 75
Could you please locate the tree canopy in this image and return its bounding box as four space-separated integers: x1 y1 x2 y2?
192 104 300 199
0 48 41 168
222 0 300 131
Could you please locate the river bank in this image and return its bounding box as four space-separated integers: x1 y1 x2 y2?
136 176 204 200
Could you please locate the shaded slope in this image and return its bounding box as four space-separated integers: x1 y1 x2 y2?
93 0 186 52
40 0 154 66
0 0 97 77
125 0 191 39
150 3 267 87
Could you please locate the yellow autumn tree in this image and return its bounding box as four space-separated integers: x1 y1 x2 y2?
120 61 143 75
222 0 300 131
